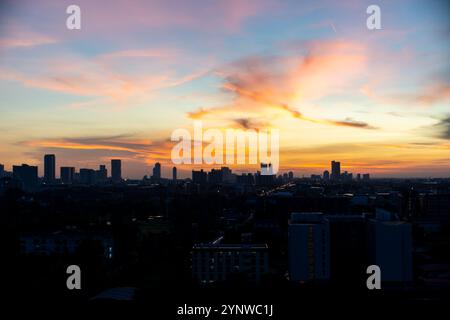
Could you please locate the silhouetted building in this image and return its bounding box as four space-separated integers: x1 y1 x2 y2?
111 159 122 183
79 168 96 185
192 169 207 185
341 171 353 182
326 215 367 281
172 166 177 181
419 193 450 221
362 173 370 181
13 164 38 191
236 173 254 185
331 161 340 181
60 167 75 184
208 168 223 185
256 164 276 186
323 170 330 181
288 212 330 282
192 243 269 283
0 164 4 178
221 167 233 183
152 162 161 181
44 154 56 183
367 209 412 282
96 165 107 183
288 171 294 180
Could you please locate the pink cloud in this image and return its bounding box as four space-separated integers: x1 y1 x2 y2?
188 40 371 129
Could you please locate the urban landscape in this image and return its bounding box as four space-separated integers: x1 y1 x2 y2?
1 154 449 314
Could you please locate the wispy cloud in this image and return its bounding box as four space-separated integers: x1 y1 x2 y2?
188 40 374 130
0 34 56 48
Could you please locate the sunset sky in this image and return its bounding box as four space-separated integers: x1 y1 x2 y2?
0 0 449 178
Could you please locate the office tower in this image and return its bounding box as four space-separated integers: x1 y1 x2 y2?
97 165 107 182
288 171 294 180
331 161 340 180
60 167 75 184
323 170 330 181
152 162 161 180
208 168 223 185
362 173 370 181
367 209 412 282
44 154 56 183
172 166 177 181
288 212 330 282
111 159 122 183
20 230 113 258
0 164 4 178
13 164 38 191
192 169 207 185
192 243 269 283
357 173 361 181
341 171 352 182
326 215 367 282
79 168 96 185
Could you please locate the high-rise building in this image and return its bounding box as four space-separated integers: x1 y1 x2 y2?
192 243 269 283
367 209 412 282
288 212 330 282
0 164 4 178
288 171 294 180
331 161 341 181
96 165 107 183
44 154 56 183
208 168 223 185
192 169 207 185
111 159 122 183
60 167 75 184
172 166 177 181
323 170 330 181
152 162 161 181
13 164 38 191
326 215 367 282
79 168 96 185
362 173 370 181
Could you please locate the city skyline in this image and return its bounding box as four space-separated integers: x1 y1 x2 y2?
4 152 450 180
0 1 449 178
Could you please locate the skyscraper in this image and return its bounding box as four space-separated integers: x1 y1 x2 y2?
288 212 330 282
97 165 107 183
60 167 75 184
152 162 161 180
367 209 412 282
331 161 340 181
79 168 96 185
0 164 4 178
111 159 122 183
13 164 38 191
323 170 330 181
192 169 207 185
44 154 56 183
172 166 177 181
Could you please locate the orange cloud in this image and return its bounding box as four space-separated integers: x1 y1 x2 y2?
188 40 373 130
